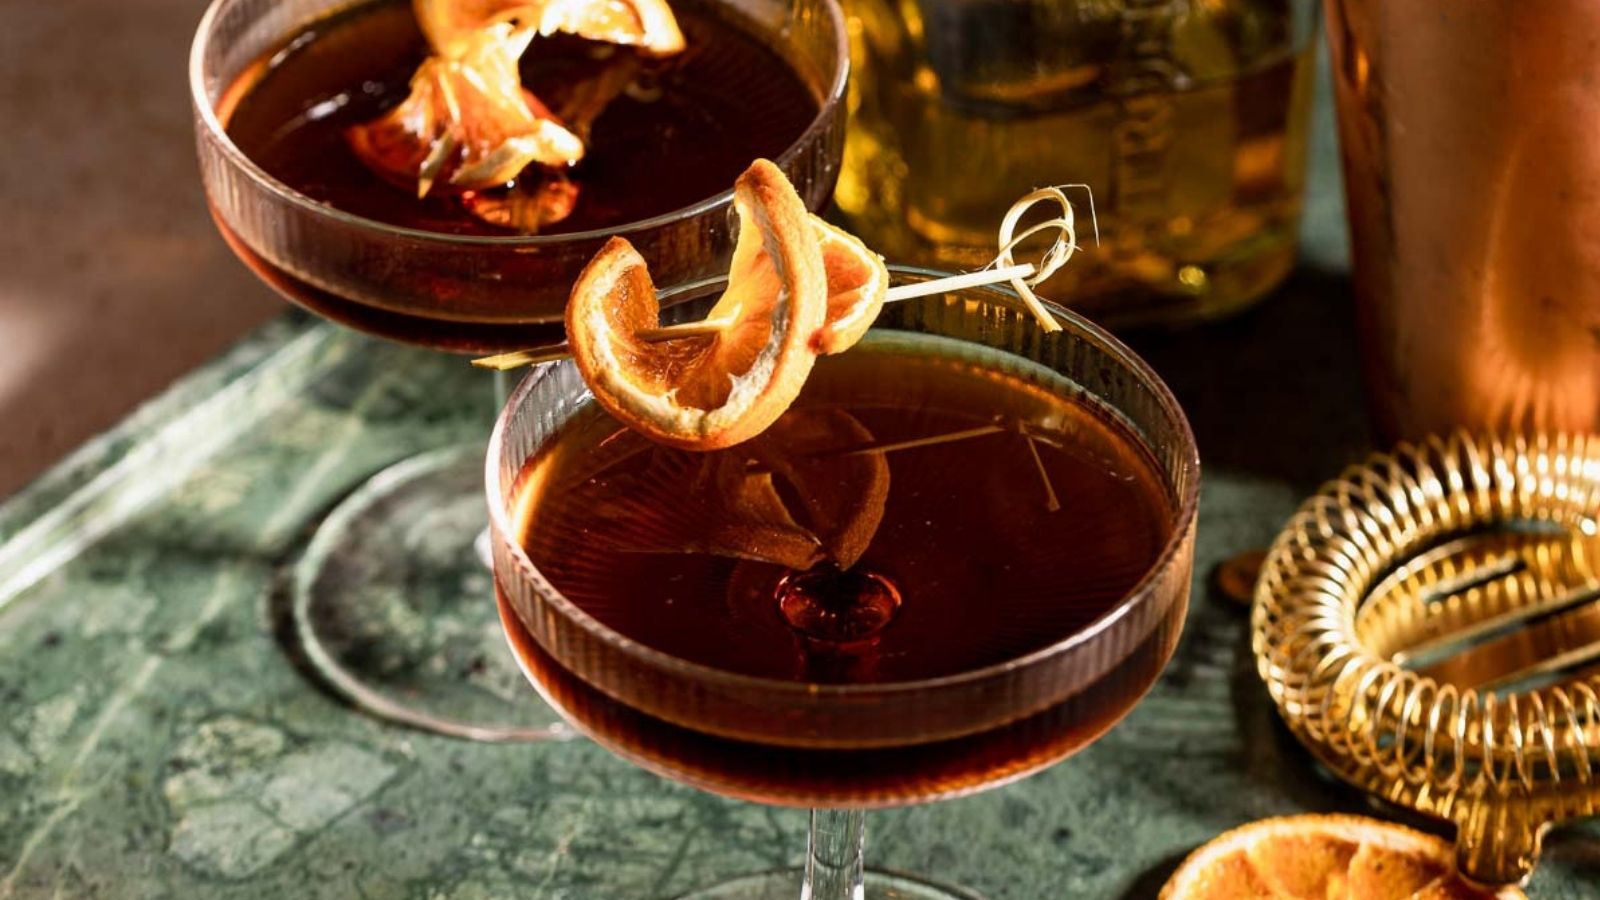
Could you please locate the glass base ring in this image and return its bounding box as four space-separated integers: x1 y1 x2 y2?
291 443 575 743
673 868 986 899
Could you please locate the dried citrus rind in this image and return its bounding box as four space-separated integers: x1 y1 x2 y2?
565 159 827 450
524 0 686 55
809 217 888 355
415 0 686 60
345 23 584 196
1161 815 1525 900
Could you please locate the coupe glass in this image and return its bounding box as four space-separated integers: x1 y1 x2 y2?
486 270 1201 897
190 0 848 740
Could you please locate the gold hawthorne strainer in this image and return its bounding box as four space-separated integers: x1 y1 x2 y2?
1252 431 1600 886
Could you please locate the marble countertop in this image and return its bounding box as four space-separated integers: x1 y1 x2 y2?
0 45 1596 900
4 276 1597 900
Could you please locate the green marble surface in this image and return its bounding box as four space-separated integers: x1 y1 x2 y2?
2 60 1598 900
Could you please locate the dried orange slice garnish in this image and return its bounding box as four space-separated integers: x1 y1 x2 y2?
810 217 888 355
415 0 686 60
1161 815 1525 900
565 159 827 450
345 24 584 196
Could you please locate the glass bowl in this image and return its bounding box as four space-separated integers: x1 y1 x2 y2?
190 0 848 353
486 268 1201 806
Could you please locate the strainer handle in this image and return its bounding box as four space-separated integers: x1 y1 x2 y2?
1454 799 1548 888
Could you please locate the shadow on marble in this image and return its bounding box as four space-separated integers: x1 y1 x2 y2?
1115 849 1189 900
1125 266 1374 491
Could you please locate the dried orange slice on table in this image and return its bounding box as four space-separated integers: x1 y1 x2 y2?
1161 815 1525 900
566 159 829 450
415 0 686 59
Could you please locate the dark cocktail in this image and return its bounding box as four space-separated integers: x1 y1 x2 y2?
222 0 818 239
488 271 1200 895
197 0 844 350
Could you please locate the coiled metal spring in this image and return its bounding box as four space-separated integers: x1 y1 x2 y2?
1253 431 1600 885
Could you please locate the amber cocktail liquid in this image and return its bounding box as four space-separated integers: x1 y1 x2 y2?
837 0 1315 326
206 0 828 350
220 0 818 236
506 332 1177 802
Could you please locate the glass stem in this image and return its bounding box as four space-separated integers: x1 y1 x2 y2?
475 369 517 571
803 809 866 900
492 369 514 411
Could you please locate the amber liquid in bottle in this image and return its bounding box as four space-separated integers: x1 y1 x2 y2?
504 334 1180 804
836 0 1315 327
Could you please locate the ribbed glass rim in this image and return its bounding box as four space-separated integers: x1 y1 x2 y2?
187 0 849 245
485 266 1202 701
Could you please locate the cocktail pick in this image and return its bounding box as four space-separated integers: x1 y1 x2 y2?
470 184 1097 371
1253 431 1600 888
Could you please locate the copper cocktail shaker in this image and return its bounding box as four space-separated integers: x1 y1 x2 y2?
1328 0 1600 440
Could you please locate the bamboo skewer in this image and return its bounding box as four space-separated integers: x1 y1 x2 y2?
1023 434 1062 513
469 263 1043 370
734 420 1066 513
471 186 1097 372
629 263 1039 344
833 424 1006 458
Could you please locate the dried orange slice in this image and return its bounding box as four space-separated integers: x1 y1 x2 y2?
416 0 686 60
810 217 888 355
345 24 584 196
565 159 827 450
1161 815 1525 900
